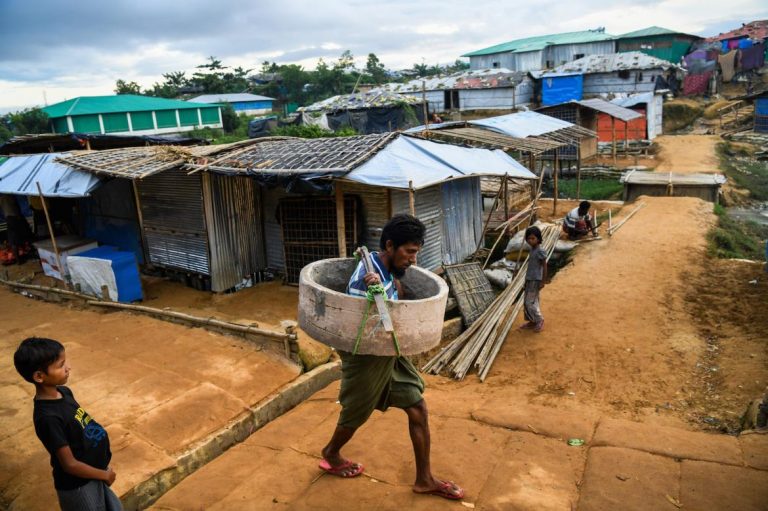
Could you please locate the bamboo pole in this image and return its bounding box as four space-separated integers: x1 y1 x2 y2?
408 180 416 216
611 117 617 163
607 202 646 236
36 182 67 286
474 179 506 254
553 149 559 215
335 183 346 257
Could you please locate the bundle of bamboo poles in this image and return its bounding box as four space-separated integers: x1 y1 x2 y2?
423 224 561 381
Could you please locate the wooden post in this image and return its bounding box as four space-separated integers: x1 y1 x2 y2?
503 175 509 221
553 149 559 215
335 183 347 257
611 117 617 163
386 188 393 218
408 180 416 216
624 120 629 156
576 145 582 201
608 208 612 230
132 180 149 264
36 182 66 285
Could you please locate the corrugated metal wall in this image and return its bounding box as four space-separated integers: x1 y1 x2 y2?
469 52 521 70
338 182 389 251
137 168 209 275
545 42 616 67
459 85 533 110
391 185 443 271
203 174 266 292
441 178 482 264
583 71 661 95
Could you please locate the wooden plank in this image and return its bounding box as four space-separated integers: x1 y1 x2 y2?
335 183 346 257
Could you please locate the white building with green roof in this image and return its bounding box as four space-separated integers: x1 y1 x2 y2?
463 29 616 72
43 94 222 136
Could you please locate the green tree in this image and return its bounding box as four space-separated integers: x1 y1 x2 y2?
114 79 142 95
7 108 49 135
220 104 240 133
365 53 387 84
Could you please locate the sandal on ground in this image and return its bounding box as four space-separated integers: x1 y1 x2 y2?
519 321 536 330
413 480 465 500
318 458 364 478
534 320 544 333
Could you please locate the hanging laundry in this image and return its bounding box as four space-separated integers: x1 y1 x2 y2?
718 51 738 82
683 72 713 96
740 43 765 71
728 39 740 49
738 39 754 49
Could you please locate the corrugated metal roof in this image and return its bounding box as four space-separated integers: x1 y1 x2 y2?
539 51 681 77
620 171 726 185
378 68 528 93
43 95 215 118
188 93 275 103
610 92 656 108
463 30 615 57
618 26 699 39
469 110 575 138
298 90 423 112
572 98 643 122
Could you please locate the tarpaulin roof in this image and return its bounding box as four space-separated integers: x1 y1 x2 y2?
298 90 423 113
469 111 575 138
0 153 101 197
538 52 682 77
189 93 274 103
342 135 536 190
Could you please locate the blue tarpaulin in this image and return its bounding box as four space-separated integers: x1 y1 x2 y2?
343 135 536 190
541 74 583 106
0 153 101 197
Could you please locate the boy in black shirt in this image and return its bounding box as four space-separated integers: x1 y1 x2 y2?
13 337 122 511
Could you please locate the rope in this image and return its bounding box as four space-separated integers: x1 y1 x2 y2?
352 283 402 357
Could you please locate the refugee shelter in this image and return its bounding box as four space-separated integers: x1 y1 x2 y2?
610 92 664 140
377 68 534 111
706 20 768 52
536 52 682 103
59 135 536 287
616 26 701 64
462 29 615 72
188 93 275 116
43 95 223 137
536 99 642 159
621 171 726 202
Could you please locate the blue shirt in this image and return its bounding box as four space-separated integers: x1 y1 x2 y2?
346 251 398 300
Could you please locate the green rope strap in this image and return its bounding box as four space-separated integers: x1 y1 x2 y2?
352 283 402 357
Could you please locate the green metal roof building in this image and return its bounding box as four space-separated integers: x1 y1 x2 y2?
43 95 222 136
616 26 701 65
462 29 616 72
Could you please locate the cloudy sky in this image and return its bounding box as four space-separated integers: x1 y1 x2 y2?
0 0 766 112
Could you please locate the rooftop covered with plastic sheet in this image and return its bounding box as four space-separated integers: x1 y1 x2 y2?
537 98 643 122
610 92 657 108
537 51 683 78
620 171 727 185
0 153 101 197
298 90 424 113
406 125 567 155
468 110 597 143
341 135 536 190
188 93 275 103
377 68 529 94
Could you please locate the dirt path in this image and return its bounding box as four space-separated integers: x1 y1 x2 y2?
654 134 721 173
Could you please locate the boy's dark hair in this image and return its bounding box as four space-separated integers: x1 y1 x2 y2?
14 337 64 383
380 214 426 251
525 226 543 243
578 201 591 214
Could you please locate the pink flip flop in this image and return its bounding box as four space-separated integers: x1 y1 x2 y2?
318 458 364 478
413 480 465 500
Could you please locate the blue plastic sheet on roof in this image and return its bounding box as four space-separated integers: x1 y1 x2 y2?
469 110 575 138
343 136 535 190
0 153 101 197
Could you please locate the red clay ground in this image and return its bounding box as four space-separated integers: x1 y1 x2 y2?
0 288 300 510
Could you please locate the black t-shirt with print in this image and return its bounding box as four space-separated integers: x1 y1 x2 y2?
33 385 111 490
